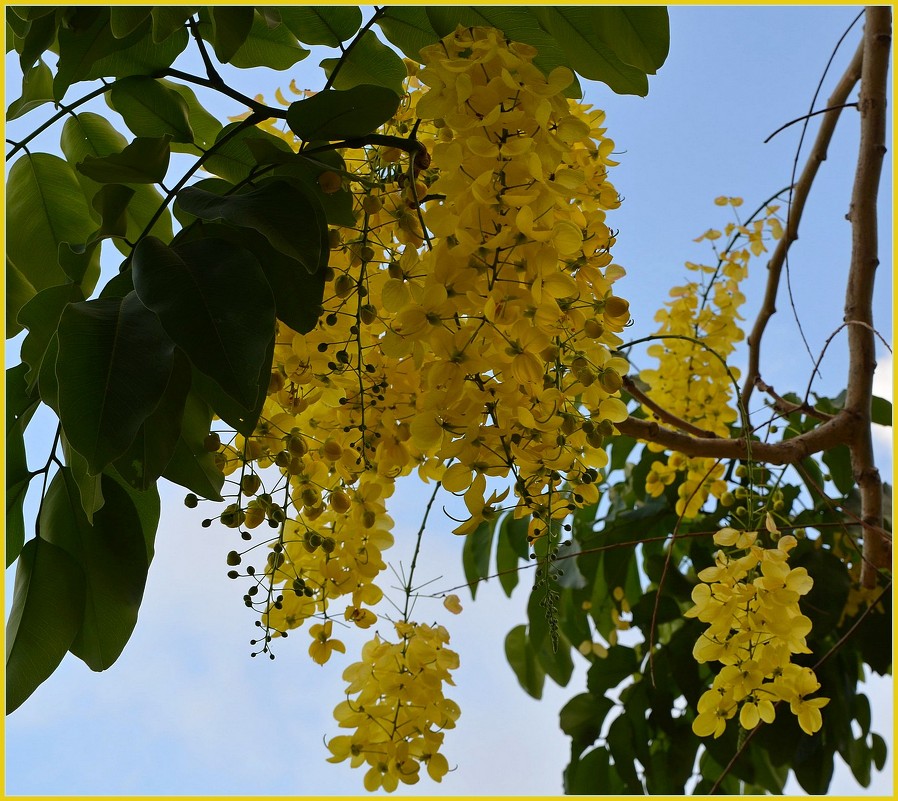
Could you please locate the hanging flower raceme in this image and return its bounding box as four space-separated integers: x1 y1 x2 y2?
687 526 829 738
641 199 784 517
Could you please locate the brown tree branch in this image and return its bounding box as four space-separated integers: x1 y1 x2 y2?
616 410 859 466
622 376 720 438
741 40 864 408
754 376 835 422
846 7 890 587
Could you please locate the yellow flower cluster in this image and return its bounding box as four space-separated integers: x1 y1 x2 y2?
687 527 829 738
641 200 783 517
326 621 460 791
216 25 631 788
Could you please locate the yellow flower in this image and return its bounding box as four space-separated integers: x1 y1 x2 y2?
308 620 346 665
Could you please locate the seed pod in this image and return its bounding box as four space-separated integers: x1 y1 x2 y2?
203 432 221 452
241 474 261 496
226 550 241 566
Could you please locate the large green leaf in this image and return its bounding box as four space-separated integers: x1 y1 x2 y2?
586 645 639 694
53 8 129 98
114 349 192 492
107 76 194 143
18 283 84 393
202 122 294 183
109 7 152 39
200 9 309 70
60 434 105 524
176 178 328 275
84 22 188 83
209 6 254 63
496 513 528 597
287 85 401 141
60 112 173 248
376 8 441 62
7 58 54 119
462 520 494 600
587 7 669 73
41 469 152 671
89 183 136 242
161 79 223 153
320 30 407 95
151 7 195 43
6 536 86 714
56 291 176 475
77 134 171 184
533 7 650 95
278 7 362 47
161 390 225 501
132 236 276 412
559 692 615 760
6 153 97 333
504 623 545 699
6 364 40 567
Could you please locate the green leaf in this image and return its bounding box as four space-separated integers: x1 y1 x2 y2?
132 236 276 412
108 76 194 143
606 714 641 790
586 645 639 694
209 6 254 63
320 30 407 95
176 178 328 276
184 220 325 335
586 7 669 73
287 85 401 142
200 9 309 70
114 349 191 492
266 148 357 228
565 747 613 795
278 6 362 46
504 624 545 699
161 79 223 153
151 7 195 43
38 332 60 413
107 470 160 563
496 514 528 597
52 8 122 98
18 283 85 393
77 134 171 184
40 469 152 671
871 395 892 426
871 733 887 771
7 58 54 120
6 153 96 332
536 630 574 687
89 183 136 242
462 520 494 600
203 122 294 183
534 7 650 95
848 737 872 787
56 292 176 475
60 434 105 523
821 443 854 495
85 23 188 83
60 113 173 248
18 9 57 71
161 390 225 501
6 536 86 714
6 364 40 567
377 7 441 62
109 7 152 39
559 692 614 760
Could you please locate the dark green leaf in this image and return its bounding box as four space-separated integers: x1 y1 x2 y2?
108 76 194 143
107 470 160 563
41 469 152 671
18 9 56 70
52 8 122 98
203 122 293 183
184 220 325 335
200 10 309 70
504 624 545 699
151 7 195 43
586 645 639 694
320 30 407 95
56 292 175 474
560 692 614 760
496 514 527 597
6 536 86 714
109 7 151 39
132 236 276 412
287 84 400 142
209 6 254 63
565 747 613 795
267 148 357 228
853 693 872 736
161 391 225 501
821 443 854 495
8 58 54 120
60 112 173 249
60 433 104 523
114 349 191 491
536 630 574 687
848 737 872 787
6 153 96 332
606 714 641 790
57 241 102 292
176 178 328 276
586 7 669 73
6 364 39 567
18 283 84 393
795 546 851 632
85 23 188 82
377 7 441 62
38 332 60 413
871 395 892 426
871 732 887 771
161 79 223 153
89 183 135 241
462 520 493 600
278 6 362 46
534 7 650 96
77 134 171 184
792 739 834 794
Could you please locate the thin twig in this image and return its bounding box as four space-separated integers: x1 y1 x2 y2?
754 377 835 422
623 376 720 438
763 102 859 143
741 39 864 408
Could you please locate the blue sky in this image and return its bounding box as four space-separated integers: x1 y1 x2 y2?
5 6 893 796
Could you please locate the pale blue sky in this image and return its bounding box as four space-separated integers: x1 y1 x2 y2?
5 6 893 795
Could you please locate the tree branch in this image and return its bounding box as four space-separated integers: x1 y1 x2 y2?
741 39 864 408
845 7 890 587
622 376 721 438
